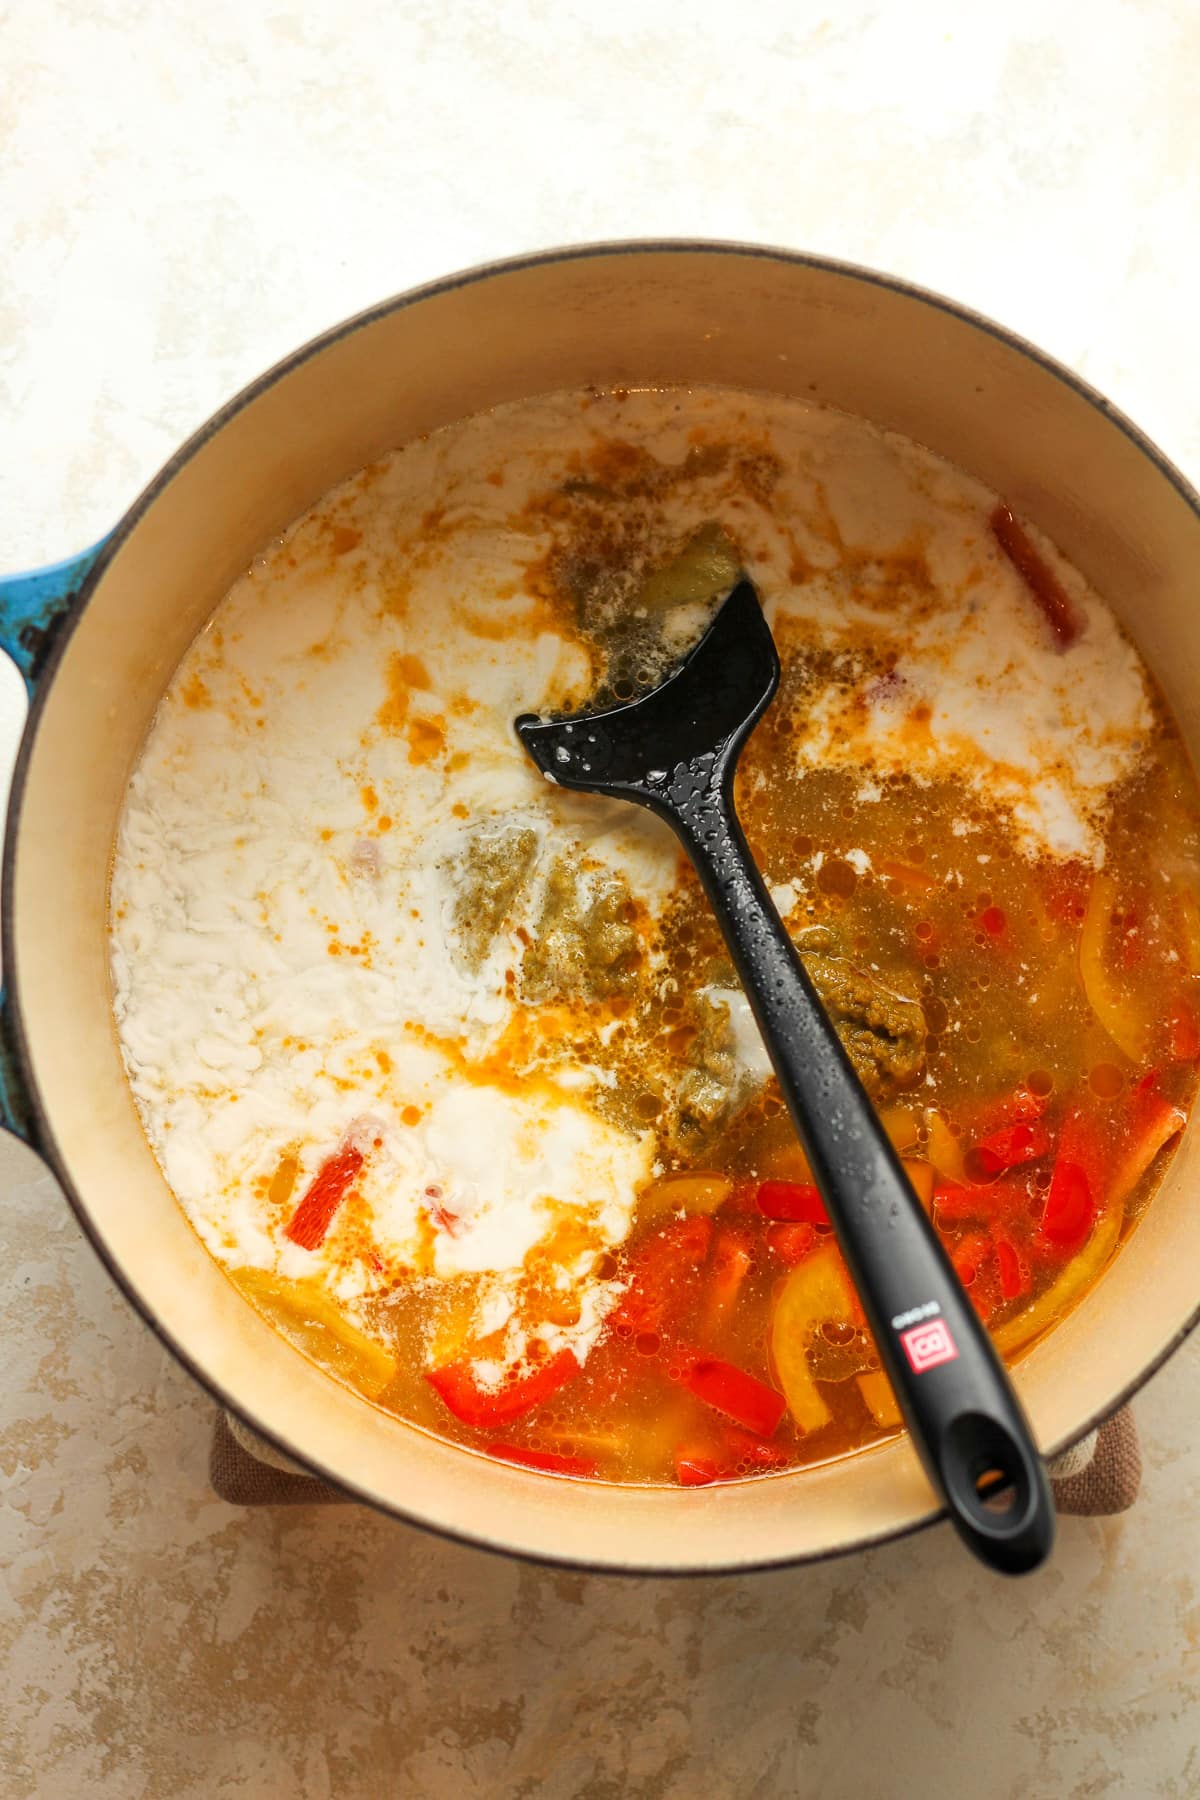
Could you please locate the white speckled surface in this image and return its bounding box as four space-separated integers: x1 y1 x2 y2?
3 3 1200 1794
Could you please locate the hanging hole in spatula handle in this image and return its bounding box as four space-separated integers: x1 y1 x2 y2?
933 1411 1054 1575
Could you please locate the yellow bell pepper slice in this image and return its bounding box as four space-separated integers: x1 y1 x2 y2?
230 1266 396 1398
1078 871 1149 1062
636 1171 734 1221
879 1106 921 1153
857 1369 903 1430
769 1242 857 1433
925 1110 966 1184
990 1199 1122 1361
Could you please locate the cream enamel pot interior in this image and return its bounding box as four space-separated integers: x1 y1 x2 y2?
3 242 1199 1574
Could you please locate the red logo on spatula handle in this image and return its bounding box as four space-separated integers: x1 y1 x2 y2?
900 1318 959 1374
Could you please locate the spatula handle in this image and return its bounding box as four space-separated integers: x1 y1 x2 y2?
672 772 1055 1575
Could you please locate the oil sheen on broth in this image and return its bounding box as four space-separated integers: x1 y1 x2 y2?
109 387 1200 1485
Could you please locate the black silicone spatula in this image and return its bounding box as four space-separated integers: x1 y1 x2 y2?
516 578 1055 1574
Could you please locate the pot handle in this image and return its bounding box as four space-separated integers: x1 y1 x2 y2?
0 998 37 1146
0 538 108 695
0 537 111 1145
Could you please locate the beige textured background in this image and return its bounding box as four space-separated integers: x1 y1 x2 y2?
3 3 1200 1795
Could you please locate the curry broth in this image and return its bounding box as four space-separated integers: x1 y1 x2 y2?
111 385 1200 1485
291 423 1200 1481
351 676 1200 1486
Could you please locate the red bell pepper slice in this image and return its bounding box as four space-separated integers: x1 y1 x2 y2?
756 1180 828 1224
613 1215 713 1337
486 1443 598 1478
427 1346 579 1429
675 1449 720 1486
673 1423 788 1486
1040 1158 1093 1250
991 502 1080 646
1040 1109 1114 1252
720 1423 790 1470
933 1182 982 1221
284 1145 365 1250
973 1120 1051 1175
993 1234 1028 1301
1107 1074 1186 1205
684 1356 786 1437
766 1221 818 1265
702 1227 754 1331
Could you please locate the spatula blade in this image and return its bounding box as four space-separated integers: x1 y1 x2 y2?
515 579 778 796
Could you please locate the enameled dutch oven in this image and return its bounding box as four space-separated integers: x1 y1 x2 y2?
3 242 1199 1573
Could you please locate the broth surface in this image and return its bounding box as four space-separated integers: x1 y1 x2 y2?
109 386 1200 1484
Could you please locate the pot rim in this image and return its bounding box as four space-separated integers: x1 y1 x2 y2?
8 236 1200 1573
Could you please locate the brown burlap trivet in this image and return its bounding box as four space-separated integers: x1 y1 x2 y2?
210 1405 1141 1517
